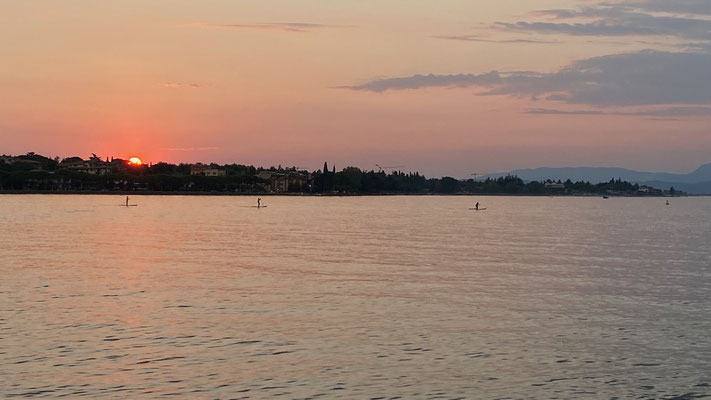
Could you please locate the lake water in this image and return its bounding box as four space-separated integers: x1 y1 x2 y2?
1 195 709 399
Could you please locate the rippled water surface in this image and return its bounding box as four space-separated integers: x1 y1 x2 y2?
1 195 710 399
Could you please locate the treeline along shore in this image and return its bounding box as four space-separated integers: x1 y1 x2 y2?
1 152 682 196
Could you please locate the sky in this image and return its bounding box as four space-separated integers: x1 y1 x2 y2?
1 0 710 177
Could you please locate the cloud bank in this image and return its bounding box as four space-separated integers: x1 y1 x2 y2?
344 51 711 106
340 71 503 93
527 106 711 117
498 9 711 42
502 0 711 45
615 0 711 16
343 0 711 111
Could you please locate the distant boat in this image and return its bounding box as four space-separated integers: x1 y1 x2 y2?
602 196 609 199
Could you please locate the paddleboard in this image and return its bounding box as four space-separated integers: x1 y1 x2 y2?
120 204 138 207
252 206 268 208
469 208 487 211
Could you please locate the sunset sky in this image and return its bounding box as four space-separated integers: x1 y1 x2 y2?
2 0 710 177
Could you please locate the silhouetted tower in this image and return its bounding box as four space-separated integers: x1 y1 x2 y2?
319 161 335 193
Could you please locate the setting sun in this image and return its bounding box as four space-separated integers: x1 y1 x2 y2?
128 157 143 166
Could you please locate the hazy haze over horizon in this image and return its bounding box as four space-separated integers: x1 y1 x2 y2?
2 0 711 177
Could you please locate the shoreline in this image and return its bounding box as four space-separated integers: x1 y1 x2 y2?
0 190 690 197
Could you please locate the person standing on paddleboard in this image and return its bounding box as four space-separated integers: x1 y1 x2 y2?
126 196 129 207
257 198 262 208
475 202 480 210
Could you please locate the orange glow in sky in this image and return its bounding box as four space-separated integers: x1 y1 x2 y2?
128 157 143 166
2 1 711 177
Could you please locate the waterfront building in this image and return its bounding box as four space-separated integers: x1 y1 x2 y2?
544 182 566 189
190 164 227 177
257 171 311 192
59 155 115 175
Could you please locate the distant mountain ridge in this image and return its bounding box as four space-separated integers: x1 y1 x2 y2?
485 163 711 194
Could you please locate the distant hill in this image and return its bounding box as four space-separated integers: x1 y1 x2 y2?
634 180 711 194
486 163 711 194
